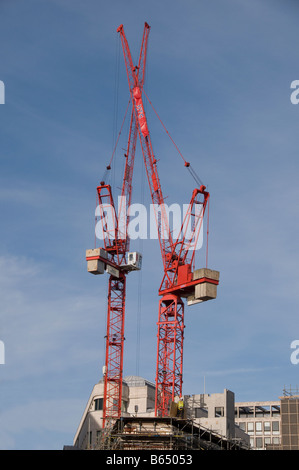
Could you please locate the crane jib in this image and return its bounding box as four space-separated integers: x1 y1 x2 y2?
133 86 149 137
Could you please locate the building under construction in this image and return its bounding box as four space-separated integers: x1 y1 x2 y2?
72 375 249 450
69 380 299 451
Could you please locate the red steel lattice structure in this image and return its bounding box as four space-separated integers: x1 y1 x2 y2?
87 22 218 425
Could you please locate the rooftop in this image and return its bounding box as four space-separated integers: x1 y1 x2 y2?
123 375 155 388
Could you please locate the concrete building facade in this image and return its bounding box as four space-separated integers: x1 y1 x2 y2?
185 389 236 441
125 375 156 417
73 376 156 449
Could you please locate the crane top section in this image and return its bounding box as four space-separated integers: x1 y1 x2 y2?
87 22 219 304
117 22 150 33
117 22 151 92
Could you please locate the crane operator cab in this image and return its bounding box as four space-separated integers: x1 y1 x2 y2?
127 252 142 271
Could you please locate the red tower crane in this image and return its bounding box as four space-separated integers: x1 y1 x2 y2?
86 23 150 428
86 22 219 426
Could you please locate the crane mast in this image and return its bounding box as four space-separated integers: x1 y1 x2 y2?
86 22 219 427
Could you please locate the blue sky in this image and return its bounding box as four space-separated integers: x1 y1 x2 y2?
0 0 299 450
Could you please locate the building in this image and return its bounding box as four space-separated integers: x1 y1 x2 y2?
278 393 299 450
235 400 281 450
185 389 236 440
124 375 156 417
235 387 299 450
72 375 249 450
71 375 299 451
72 376 156 449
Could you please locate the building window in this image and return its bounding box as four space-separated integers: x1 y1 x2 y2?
247 422 254 435
255 437 263 449
273 437 280 445
271 405 280 416
264 421 271 434
255 422 262 434
195 407 208 418
238 406 254 418
94 398 103 410
215 407 224 417
264 437 271 446
238 422 246 431
272 421 280 434
96 430 102 444
255 405 270 418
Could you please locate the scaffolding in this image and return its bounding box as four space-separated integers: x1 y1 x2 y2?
282 385 299 397
95 419 120 450
99 417 249 451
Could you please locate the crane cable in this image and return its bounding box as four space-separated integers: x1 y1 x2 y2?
142 88 211 271
102 33 130 184
101 98 131 183
142 88 204 187
135 166 145 376
112 35 121 158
